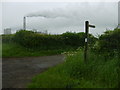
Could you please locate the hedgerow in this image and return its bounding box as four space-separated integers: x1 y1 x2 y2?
12 30 97 50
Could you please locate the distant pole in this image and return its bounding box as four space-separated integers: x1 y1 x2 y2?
23 17 26 30
84 21 95 63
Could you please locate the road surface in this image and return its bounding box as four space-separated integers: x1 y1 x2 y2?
2 54 65 88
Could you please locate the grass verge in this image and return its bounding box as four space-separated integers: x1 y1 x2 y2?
2 43 76 58
28 49 119 88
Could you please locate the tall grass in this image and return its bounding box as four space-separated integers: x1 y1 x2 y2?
2 43 77 57
28 49 119 88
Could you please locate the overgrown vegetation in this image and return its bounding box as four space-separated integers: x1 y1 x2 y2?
2 30 96 57
12 30 96 49
92 29 120 60
28 28 120 88
28 49 119 88
2 29 120 88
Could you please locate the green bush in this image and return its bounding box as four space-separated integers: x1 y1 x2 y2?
13 30 36 48
61 32 82 47
93 29 120 56
61 32 97 47
13 30 65 49
12 30 97 50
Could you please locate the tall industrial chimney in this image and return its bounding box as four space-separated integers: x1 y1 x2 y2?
23 17 26 30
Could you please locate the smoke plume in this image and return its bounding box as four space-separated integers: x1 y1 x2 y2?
26 8 69 18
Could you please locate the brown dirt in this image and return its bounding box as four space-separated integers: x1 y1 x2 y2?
2 54 65 88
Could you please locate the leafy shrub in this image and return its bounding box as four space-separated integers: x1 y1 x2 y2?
93 29 120 56
61 32 97 47
13 30 96 50
13 30 35 47
13 30 64 49
61 32 82 47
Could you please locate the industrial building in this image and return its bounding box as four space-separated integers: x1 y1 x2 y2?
4 28 11 35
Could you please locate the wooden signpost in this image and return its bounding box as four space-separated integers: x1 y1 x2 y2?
84 21 95 63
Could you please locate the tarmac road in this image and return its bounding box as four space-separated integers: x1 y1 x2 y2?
2 54 65 88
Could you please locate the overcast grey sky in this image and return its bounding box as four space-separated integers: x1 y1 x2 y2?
1 1 119 36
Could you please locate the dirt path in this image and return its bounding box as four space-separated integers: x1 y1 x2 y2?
2 54 65 88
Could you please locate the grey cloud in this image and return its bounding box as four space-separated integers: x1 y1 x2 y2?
26 2 117 26
2 2 118 35
26 2 117 35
